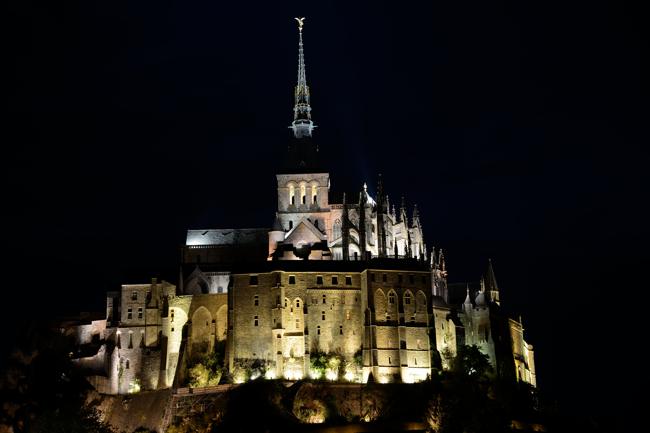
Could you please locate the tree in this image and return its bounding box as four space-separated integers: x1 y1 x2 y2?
450 345 492 380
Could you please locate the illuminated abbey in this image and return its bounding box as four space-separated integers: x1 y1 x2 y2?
67 20 536 394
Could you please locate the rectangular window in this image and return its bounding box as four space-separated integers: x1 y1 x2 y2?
409 275 415 284
371 273 376 282
316 275 323 285
382 273 387 283
322 294 327 304
288 275 296 285
398 274 403 284
321 311 325 320
339 325 343 335
254 295 259 306
131 291 138 301
345 276 352 286
317 326 321 335
249 275 258 285
137 307 143 319
331 276 338 285
170 309 174 322
254 315 259 327
127 308 132 320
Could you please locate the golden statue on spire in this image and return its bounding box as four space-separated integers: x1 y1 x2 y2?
294 17 305 31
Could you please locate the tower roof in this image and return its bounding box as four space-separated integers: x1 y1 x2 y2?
290 17 315 139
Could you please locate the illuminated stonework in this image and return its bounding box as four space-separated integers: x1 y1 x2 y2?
64 20 536 394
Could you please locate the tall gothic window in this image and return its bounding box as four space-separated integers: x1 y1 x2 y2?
311 185 318 204
289 184 295 205
300 184 306 205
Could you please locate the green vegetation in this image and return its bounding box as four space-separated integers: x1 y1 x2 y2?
187 341 225 387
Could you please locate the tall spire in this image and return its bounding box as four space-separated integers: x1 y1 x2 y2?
291 17 315 139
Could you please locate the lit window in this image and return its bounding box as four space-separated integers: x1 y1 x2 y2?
312 185 318 204
254 295 259 306
254 315 259 327
288 275 296 285
316 276 323 285
289 184 295 205
345 276 352 285
127 308 132 320
249 275 258 285
300 184 306 205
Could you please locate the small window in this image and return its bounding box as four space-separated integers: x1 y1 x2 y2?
254 295 259 306
137 307 143 319
409 275 415 284
388 293 395 304
170 309 174 322
289 220 294 229
405 293 412 305
398 274 403 284
322 294 327 304
316 276 323 285
321 311 326 320
345 276 352 286
339 325 343 335
331 276 338 285
296 299 301 308
284 298 288 308
132 291 138 301
288 275 296 285
386 314 391 321
382 274 387 283
254 315 259 327
249 275 258 285
414 358 418 366
171 327 174 332
313 195 317 204
371 273 376 282
125 359 130 369
127 308 132 320
277 334 281 338
317 326 321 335
388 356 392 365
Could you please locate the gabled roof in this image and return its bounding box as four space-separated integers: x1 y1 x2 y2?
284 217 325 245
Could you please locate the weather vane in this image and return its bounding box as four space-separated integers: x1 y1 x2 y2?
294 17 305 32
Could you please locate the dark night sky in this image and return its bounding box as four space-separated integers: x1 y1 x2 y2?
5 0 649 428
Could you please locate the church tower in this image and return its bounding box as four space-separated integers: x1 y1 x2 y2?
272 18 331 259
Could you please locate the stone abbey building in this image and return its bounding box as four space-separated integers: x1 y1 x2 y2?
68 21 536 394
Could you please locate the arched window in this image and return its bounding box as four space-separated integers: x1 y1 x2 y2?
333 219 342 239
289 184 295 205
300 184 306 205
312 184 318 204
388 292 395 304
404 292 412 305
125 359 130 369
